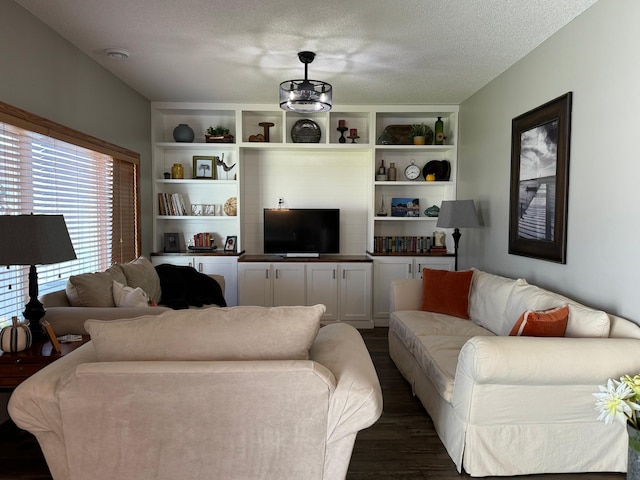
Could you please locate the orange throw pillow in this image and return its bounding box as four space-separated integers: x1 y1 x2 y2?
421 268 473 319
509 305 569 337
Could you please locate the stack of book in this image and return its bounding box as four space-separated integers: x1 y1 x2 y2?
158 193 187 216
193 232 213 248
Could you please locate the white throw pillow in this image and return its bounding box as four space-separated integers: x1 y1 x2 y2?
469 268 521 335
112 280 150 308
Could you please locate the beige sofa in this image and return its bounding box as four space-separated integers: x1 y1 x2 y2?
9 305 383 480
40 257 225 335
389 268 640 477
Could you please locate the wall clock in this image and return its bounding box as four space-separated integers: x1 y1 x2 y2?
404 160 421 180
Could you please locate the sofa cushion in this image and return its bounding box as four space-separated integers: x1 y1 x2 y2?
565 303 610 338
117 257 162 304
505 283 610 338
85 304 325 362
469 268 522 334
66 272 115 307
112 281 150 308
421 269 473 319
509 305 569 337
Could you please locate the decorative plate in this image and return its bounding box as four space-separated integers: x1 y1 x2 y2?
422 160 451 181
291 119 321 143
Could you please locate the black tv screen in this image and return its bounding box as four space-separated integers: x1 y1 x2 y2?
264 208 340 255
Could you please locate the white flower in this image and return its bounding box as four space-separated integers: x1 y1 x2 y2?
593 378 639 425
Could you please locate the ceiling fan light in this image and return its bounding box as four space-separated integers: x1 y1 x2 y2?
279 52 332 113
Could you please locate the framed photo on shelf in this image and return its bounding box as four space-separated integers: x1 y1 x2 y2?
509 92 572 264
224 235 237 252
164 232 181 252
192 156 216 179
391 198 420 217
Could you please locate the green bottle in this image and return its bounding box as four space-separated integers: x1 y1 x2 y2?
435 117 444 145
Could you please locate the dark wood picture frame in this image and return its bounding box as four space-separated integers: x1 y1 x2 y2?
164 232 181 253
192 156 216 179
509 92 572 264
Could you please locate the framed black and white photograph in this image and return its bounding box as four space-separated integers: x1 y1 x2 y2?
192 156 216 179
164 232 181 252
224 235 237 252
509 92 572 263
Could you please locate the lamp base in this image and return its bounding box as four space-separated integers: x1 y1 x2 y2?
24 264 47 338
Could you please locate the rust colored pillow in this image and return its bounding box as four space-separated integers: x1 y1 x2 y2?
421 268 473 319
509 305 569 337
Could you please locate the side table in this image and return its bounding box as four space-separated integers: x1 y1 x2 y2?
0 336 90 389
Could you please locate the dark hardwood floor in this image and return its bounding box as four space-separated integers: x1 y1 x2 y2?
0 327 626 480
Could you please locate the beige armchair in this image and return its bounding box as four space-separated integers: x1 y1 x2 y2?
9 305 383 480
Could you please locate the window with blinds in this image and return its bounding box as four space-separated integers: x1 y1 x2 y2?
0 102 140 322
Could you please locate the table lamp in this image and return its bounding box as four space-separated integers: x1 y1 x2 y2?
0 214 76 336
436 200 480 271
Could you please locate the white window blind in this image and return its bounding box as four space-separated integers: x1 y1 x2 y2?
0 117 139 322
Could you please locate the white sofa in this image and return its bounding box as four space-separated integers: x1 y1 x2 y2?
389 267 640 477
40 257 225 335
9 305 383 480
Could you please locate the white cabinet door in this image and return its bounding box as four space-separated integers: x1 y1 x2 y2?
339 263 372 323
414 258 454 279
272 263 306 306
192 256 239 306
372 258 412 319
306 263 339 322
238 263 272 307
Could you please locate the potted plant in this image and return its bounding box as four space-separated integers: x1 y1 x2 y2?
205 126 234 143
410 123 429 145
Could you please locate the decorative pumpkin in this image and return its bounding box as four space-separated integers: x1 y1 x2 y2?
0 316 32 353
224 197 237 216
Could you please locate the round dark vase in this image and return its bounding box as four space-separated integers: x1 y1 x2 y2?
173 124 194 143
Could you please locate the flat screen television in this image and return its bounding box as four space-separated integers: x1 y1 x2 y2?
264 208 340 256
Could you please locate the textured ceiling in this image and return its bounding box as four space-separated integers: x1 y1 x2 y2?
15 0 598 105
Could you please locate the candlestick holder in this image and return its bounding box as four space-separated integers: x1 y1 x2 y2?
337 126 347 143
258 122 274 142
347 135 359 144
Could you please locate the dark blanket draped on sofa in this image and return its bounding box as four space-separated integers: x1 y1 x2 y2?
155 264 226 309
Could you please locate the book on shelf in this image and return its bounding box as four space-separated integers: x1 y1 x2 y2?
373 236 432 254
158 193 187 216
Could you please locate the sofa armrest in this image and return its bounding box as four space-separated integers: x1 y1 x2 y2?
310 324 383 439
453 336 640 426
309 323 383 480
457 336 640 385
390 278 422 312
8 342 97 480
40 289 71 308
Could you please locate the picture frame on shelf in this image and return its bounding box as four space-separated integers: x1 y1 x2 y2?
224 236 237 252
391 198 420 217
192 156 217 179
164 232 181 253
509 92 572 264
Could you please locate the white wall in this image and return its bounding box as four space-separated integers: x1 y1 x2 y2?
242 149 370 254
458 0 640 323
0 2 153 254
0 2 152 422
